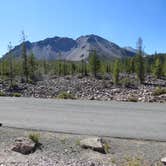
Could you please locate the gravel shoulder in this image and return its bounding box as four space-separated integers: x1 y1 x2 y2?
0 127 166 166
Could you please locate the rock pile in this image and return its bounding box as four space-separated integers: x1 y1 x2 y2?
0 75 165 103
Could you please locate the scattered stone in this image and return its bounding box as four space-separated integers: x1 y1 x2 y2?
80 137 106 154
11 137 36 155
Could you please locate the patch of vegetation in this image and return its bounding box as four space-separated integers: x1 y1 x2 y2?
111 158 116 165
120 78 137 88
124 157 142 166
152 87 166 96
60 138 67 144
75 139 81 146
13 93 22 97
103 142 111 154
128 97 138 102
57 91 75 99
77 75 84 79
28 79 35 84
29 133 40 145
120 78 131 87
0 91 6 96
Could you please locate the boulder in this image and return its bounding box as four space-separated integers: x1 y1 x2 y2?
80 137 106 153
11 137 36 155
161 157 166 165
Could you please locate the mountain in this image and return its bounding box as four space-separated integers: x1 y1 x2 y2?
124 46 148 56
66 35 135 61
4 34 136 61
124 47 138 54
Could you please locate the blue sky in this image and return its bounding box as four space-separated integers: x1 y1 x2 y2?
0 0 165 56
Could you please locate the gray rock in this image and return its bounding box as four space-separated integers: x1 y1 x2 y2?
80 137 105 153
161 157 166 165
11 137 36 155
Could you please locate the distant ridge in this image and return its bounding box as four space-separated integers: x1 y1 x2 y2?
3 34 136 61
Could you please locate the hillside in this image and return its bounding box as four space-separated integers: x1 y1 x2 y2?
4 35 136 61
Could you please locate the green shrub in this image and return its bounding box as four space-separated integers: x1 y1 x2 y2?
128 97 138 102
0 91 6 96
152 87 166 96
124 157 142 166
28 79 34 84
29 133 40 144
13 93 21 97
57 91 75 99
77 75 83 79
103 142 111 154
75 139 81 146
120 78 137 88
60 138 67 144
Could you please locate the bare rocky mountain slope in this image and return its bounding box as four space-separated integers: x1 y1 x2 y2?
4 35 135 61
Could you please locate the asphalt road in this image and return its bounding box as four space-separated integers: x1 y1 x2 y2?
0 97 166 141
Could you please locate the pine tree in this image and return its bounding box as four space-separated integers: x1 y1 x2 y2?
57 52 62 76
63 59 67 76
28 52 36 80
106 64 110 73
0 60 2 76
100 62 107 78
135 54 144 84
89 50 101 77
113 60 120 85
129 58 135 73
153 57 162 79
43 55 48 75
1 59 6 77
123 59 130 73
164 62 166 76
21 31 29 83
135 38 144 84
71 63 76 75
8 42 14 87
84 61 88 76
81 59 84 76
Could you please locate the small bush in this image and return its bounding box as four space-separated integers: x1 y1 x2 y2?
103 142 111 154
0 91 6 96
120 78 132 87
60 138 67 144
57 91 75 99
128 97 138 102
9 83 19 90
120 78 137 88
77 75 83 79
152 87 166 96
28 79 34 84
124 157 142 166
13 93 21 97
75 139 81 146
29 133 40 145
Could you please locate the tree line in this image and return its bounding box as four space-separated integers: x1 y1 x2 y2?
0 36 165 87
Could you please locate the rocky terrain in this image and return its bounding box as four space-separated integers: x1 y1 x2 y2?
0 127 166 166
0 74 166 103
